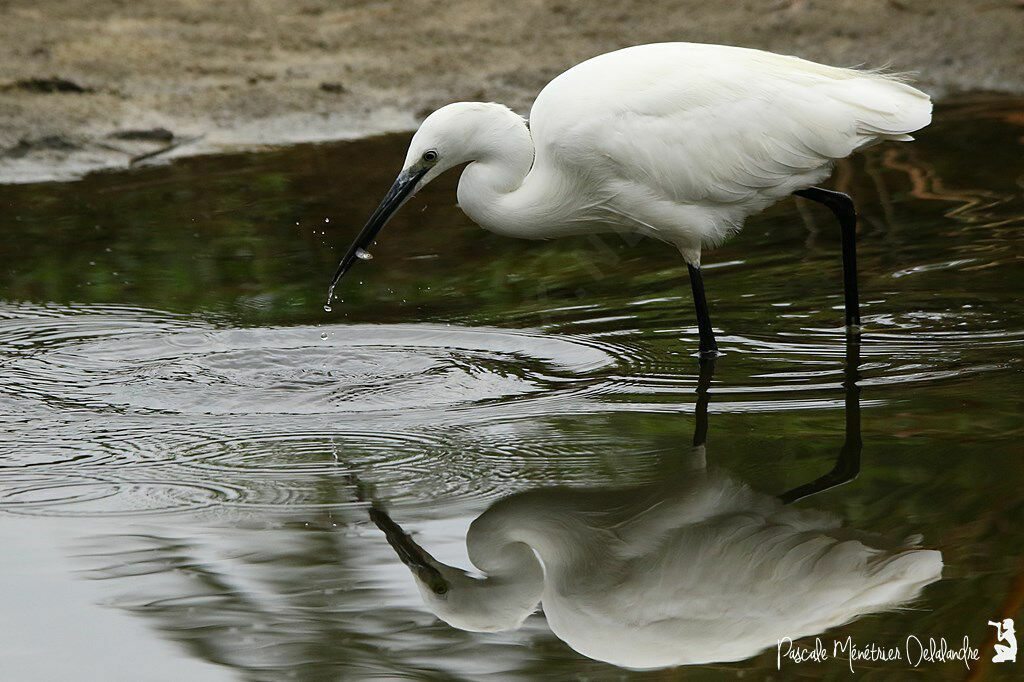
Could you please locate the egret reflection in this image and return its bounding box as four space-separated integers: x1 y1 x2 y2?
76 341 944 675
371 345 942 669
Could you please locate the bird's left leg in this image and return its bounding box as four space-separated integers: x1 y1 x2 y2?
692 355 714 449
683 355 714 471
687 263 718 357
793 187 861 328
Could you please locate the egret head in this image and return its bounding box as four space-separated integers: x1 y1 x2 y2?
370 507 543 633
409 560 542 634
403 102 526 184
327 102 528 293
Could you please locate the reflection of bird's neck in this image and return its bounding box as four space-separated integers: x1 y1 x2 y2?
423 513 544 633
466 511 546 581
465 493 608 584
465 542 544 618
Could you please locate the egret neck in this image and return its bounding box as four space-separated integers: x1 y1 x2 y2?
453 106 540 239
370 499 544 633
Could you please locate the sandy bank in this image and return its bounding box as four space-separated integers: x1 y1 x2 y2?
1 0 1021 183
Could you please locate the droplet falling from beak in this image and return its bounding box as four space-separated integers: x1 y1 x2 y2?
326 166 427 305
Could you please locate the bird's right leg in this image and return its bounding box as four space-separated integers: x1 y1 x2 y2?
779 332 862 504
687 263 718 357
793 187 861 328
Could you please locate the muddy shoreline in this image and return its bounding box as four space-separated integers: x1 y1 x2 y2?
2 0 1022 183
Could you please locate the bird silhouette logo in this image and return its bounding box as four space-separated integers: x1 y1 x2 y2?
988 618 1017 663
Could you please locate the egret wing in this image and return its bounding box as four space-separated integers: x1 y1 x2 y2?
530 43 931 207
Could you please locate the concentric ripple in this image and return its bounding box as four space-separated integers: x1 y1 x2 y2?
0 303 637 515
0 475 245 516
1 277 1019 515
0 302 623 416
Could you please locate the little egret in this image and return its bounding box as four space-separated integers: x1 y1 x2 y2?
367 340 942 669
329 42 932 356
372 481 941 668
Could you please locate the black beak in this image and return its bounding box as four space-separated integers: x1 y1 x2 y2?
327 167 428 297
368 507 449 595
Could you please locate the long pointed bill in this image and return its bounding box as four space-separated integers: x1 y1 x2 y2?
327 167 428 298
368 507 449 595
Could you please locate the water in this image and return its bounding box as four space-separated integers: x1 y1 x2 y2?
1 96 1022 680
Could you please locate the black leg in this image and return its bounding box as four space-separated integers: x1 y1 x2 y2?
687 263 718 356
779 332 862 504
692 356 715 448
793 187 861 328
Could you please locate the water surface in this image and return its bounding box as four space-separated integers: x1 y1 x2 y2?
1 96 1022 680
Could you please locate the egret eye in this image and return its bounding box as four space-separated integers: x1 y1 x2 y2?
422 150 438 163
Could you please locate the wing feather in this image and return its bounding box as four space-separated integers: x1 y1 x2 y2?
531 43 932 209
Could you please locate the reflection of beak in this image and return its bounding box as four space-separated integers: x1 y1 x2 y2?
328 167 428 293
369 507 449 595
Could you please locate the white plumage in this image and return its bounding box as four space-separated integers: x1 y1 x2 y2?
331 42 932 353
380 471 942 670
412 43 930 262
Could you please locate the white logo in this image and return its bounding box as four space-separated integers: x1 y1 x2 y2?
988 618 1017 663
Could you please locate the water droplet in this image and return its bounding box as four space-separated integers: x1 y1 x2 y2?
320 331 328 340
323 304 332 313
355 248 373 261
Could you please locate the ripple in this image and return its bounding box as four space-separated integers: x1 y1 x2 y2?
1 298 1018 517
0 304 637 515
0 475 245 517
0 303 623 417
589 310 1023 411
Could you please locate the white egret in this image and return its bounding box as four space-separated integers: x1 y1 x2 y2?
371 462 941 669
328 42 931 355
368 348 943 669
